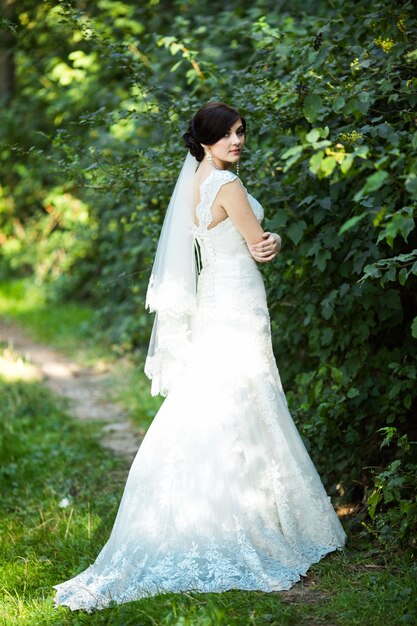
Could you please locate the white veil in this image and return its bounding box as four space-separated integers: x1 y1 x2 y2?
145 151 199 396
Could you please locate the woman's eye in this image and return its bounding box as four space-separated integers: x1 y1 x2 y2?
237 129 244 136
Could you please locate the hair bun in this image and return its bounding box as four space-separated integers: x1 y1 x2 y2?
183 102 245 163
183 125 205 162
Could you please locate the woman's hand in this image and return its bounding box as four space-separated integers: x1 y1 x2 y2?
250 232 281 263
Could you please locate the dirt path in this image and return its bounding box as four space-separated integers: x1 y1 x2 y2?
0 318 142 458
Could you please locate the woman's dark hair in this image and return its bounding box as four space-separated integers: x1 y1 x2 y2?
183 102 246 162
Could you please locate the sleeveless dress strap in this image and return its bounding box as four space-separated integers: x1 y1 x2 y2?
197 169 238 230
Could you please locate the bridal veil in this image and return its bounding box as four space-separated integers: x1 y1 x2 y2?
145 152 199 396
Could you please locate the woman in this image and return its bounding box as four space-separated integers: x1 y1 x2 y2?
54 102 346 611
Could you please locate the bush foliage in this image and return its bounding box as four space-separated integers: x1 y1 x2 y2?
1 0 416 545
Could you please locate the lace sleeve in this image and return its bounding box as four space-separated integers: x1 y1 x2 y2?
197 170 239 230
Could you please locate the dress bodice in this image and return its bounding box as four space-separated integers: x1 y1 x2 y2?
192 168 267 315
193 168 264 269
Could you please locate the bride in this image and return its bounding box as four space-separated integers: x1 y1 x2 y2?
54 102 346 611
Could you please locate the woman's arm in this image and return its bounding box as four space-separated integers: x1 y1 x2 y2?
250 232 282 262
218 180 281 262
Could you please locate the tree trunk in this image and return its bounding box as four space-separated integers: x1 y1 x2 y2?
0 49 14 99
0 0 16 100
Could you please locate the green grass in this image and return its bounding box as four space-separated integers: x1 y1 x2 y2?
0 278 162 431
105 359 163 432
1 355 416 626
0 278 101 363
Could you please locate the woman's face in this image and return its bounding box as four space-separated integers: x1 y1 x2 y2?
203 118 245 169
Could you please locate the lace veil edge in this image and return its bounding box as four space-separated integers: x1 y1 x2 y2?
145 152 199 396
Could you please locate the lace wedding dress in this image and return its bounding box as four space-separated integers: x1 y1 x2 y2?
54 168 346 611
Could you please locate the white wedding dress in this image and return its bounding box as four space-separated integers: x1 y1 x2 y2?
54 168 346 611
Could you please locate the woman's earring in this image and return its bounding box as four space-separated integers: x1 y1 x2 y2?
206 151 213 165
236 160 240 177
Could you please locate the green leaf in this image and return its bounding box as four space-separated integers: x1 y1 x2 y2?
297 195 315 207
398 268 408 285
383 266 397 283
309 151 324 174
347 387 359 399
354 145 369 159
268 210 288 229
405 174 417 198
306 128 320 143
331 367 343 384
411 316 417 339
170 60 183 72
377 208 415 246
367 488 382 520
303 95 323 123
359 263 382 283
319 156 337 177
338 212 367 235
321 327 334 345
281 145 303 159
287 220 307 245
281 145 304 170
332 96 345 112
340 154 354 174
314 249 331 271
354 170 389 201
364 170 389 192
